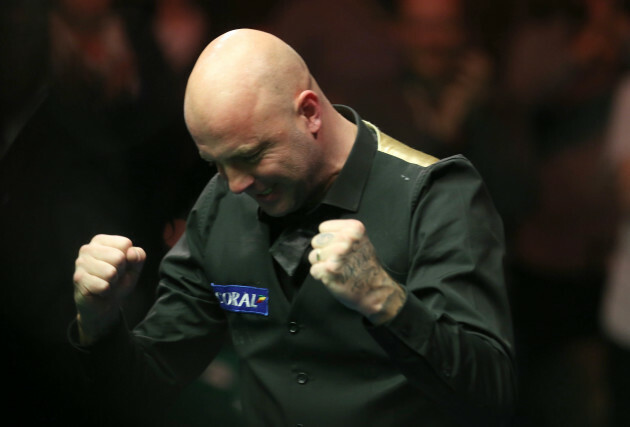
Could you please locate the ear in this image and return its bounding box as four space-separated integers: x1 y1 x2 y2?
296 90 322 135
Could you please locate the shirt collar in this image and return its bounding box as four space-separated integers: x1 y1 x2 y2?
319 104 377 212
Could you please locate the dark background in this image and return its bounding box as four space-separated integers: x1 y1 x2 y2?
1 1 629 425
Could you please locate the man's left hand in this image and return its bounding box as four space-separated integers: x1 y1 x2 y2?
308 219 406 325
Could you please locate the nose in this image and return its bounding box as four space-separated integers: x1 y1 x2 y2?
221 164 255 194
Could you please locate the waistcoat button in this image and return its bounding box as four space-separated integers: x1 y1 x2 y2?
288 321 299 334
296 372 309 384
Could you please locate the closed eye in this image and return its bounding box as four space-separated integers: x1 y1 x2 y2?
235 142 270 165
240 151 262 165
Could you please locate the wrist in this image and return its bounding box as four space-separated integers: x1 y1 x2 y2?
365 280 407 326
76 308 121 345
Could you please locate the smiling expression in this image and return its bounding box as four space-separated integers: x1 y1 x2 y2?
196 106 326 217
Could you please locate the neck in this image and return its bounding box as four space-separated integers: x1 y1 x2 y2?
300 105 356 213
326 106 357 172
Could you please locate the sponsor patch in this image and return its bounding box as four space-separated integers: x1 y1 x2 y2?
211 283 269 316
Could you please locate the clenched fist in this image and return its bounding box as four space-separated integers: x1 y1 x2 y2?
73 234 146 344
308 219 406 325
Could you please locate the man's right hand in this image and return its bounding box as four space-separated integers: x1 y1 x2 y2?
73 235 146 345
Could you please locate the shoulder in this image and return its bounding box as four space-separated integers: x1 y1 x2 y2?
365 121 439 168
374 126 439 168
368 121 481 185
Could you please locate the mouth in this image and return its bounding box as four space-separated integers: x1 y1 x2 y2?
253 186 276 202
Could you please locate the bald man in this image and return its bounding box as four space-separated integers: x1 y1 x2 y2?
72 29 515 426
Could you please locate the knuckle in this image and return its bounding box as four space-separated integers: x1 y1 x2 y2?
78 244 92 255
100 281 112 295
92 234 133 251
119 236 133 249
324 261 339 275
73 270 84 285
111 250 127 266
77 283 93 299
351 219 366 235
102 264 119 282
339 241 352 253
89 278 111 296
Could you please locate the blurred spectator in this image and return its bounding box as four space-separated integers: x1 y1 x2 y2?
504 0 630 108
268 0 532 236
153 0 210 75
266 0 404 136
388 0 534 237
600 74 630 427
502 0 630 425
0 0 213 423
49 0 140 104
391 0 494 150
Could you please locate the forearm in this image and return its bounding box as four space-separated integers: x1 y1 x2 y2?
358 267 408 326
369 292 516 426
76 308 122 346
69 314 189 422
380 156 516 424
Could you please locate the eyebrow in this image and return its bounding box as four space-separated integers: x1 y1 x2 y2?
199 142 266 164
231 144 262 159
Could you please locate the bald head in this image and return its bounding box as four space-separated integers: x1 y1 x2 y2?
184 29 315 142
182 29 357 215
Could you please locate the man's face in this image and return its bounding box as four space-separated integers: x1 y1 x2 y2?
196 110 322 217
